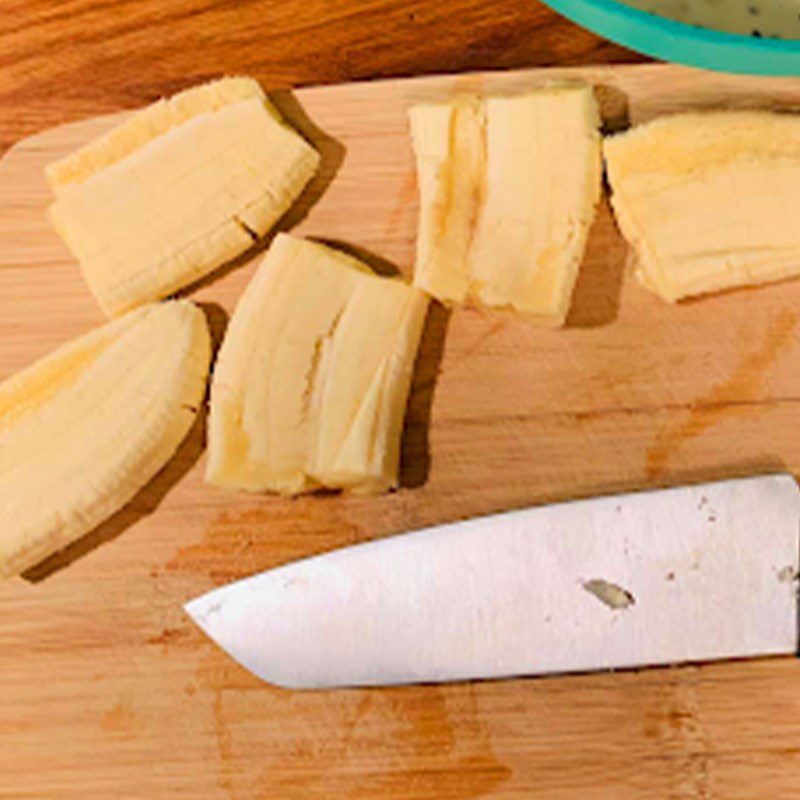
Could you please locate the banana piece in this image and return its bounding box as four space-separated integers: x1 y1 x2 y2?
605 111 800 302
46 77 267 191
48 77 320 317
0 301 211 578
206 233 429 496
410 85 602 326
412 96 485 304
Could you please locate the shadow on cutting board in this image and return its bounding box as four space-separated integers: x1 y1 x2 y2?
22 303 229 583
271 88 346 234
401 302 451 489
523 455 792 515
311 238 401 278
638 455 791 493
177 89 346 297
565 83 629 330
565 198 627 330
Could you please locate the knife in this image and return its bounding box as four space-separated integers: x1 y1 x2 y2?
185 474 800 689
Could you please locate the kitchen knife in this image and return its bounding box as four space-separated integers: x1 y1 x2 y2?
185 474 800 689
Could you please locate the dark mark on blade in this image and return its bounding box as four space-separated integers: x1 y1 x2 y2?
777 565 799 583
193 600 224 624
583 579 635 610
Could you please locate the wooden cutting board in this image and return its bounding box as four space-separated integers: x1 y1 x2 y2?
2 63 800 799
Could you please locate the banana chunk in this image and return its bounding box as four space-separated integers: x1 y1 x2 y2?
206 234 429 496
48 77 320 317
410 85 602 326
0 301 211 578
605 111 800 302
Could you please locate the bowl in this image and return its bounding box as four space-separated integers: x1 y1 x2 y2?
542 0 800 75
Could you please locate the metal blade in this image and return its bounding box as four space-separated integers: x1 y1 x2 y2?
185 474 800 688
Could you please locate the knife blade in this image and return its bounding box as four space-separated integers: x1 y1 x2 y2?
185 474 800 689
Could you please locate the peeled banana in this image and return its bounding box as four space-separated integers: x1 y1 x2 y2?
0 301 211 578
206 234 429 496
410 85 602 326
605 111 800 302
48 77 320 317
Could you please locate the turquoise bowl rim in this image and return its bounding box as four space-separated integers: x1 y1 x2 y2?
543 0 800 75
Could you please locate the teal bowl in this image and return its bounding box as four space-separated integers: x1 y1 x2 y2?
543 0 800 75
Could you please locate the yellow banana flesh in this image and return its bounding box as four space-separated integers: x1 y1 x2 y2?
206 234 429 496
0 301 211 577
48 77 320 317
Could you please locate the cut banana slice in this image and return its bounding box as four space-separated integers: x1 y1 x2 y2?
206 234 429 496
0 301 211 578
48 77 320 317
410 85 602 326
605 111 800 302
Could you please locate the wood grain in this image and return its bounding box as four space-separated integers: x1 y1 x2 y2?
3 62 800 798
0 0 638 156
